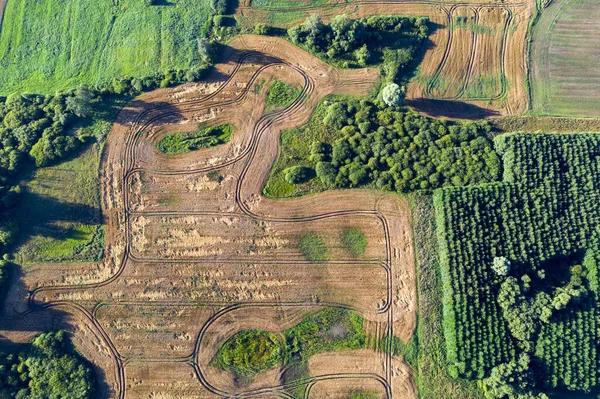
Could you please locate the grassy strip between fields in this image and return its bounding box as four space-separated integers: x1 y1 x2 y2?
157 124 233 154
410 194 484 399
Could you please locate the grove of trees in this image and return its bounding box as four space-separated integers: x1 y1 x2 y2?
283 98 500 194
287 15 429 88
0 331 94 398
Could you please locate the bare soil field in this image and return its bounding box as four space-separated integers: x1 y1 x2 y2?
1 35 416 398
236 0 536 118
530 0 600 117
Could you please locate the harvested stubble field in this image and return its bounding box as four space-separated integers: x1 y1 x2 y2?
530 0 600 117
1 36 417 398
236 0 535 118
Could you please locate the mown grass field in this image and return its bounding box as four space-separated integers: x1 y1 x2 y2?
530 0 600 117
0 0 212 94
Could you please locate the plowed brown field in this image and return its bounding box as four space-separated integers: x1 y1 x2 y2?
0 36 416 398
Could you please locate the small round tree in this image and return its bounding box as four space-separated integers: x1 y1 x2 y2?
382 83 405 107
284 166 314 184
492 256 511 276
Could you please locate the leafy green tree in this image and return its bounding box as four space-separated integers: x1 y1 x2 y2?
284 166 314 184
382 83 405 106
66 86 93 118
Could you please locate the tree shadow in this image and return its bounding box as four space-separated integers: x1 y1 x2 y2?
405 98 500 120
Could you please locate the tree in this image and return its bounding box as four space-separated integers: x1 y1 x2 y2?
354 45 371 67
284 166 314 184
197 38 212 63
323 103 348 130
493 256 511 276
65 86 93 118
315 162 337 186
382 83 405 106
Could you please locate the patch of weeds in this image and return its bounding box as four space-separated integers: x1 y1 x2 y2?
299 232 328 262
212 330 283 377
285 308 365 361
157 124 233 154
254 79 266 94
348 390 379 399
341 228 367 257
266 79 301 110
206 170 223 182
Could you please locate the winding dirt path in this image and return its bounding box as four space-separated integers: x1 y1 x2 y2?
4 36 416 398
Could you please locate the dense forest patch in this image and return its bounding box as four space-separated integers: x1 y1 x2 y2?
434 133 600 397
264 96 500 198
0 331 94 398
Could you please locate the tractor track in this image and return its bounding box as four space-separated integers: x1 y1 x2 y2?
423 4 516 101
27 44 399 399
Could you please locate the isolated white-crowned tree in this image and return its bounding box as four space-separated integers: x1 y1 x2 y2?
382 83 405 106
492 256 511 276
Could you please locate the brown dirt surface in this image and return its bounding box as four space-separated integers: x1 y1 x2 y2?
236 0 536 119
1 35 417 398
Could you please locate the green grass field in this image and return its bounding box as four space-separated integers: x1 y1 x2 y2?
0 0 213 94
15 142 105 264
530 0 600 116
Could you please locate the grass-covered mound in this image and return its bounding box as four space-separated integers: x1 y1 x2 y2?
213 330 283 377
434 133 600 397
157 124 232 154
0 331 94 399
266 80 301 110
0 0 216 94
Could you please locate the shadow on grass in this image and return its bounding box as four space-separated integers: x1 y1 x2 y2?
405 98 500 120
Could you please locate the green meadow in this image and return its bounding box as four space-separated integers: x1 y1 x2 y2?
0 0 213 94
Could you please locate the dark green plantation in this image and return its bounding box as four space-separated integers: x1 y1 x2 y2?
434 133 600 397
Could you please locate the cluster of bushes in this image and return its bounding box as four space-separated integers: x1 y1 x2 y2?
0 331 94 398
433 133 600 395
212 330 282 377
287 15 429 86
213 308 366 377
277 98 500 195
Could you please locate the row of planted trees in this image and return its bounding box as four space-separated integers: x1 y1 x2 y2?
434 133 600 396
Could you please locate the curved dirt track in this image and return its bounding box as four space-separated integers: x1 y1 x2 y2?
11 36 417 398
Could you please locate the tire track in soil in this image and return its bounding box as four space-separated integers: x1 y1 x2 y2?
27 40 400 399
